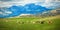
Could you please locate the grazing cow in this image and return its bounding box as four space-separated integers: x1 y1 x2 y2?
40 21 45 24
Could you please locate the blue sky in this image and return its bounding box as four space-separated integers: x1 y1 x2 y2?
0 0 60 18
0 3 52 18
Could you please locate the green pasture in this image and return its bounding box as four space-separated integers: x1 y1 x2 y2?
0 15 60 30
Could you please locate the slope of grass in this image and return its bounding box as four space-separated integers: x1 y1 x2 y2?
0 15 60 30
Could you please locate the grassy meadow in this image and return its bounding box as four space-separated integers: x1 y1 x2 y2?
0 15 60 30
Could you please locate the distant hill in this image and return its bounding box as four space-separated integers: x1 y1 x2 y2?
38 8 60 17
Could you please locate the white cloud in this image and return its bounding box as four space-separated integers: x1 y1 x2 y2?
20 14 32 16
4 11 12 14
0 12 3 14
0 0 60 8
0 0 45 7
0 11 12 16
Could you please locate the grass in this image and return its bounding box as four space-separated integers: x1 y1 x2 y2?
0 15 60 30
